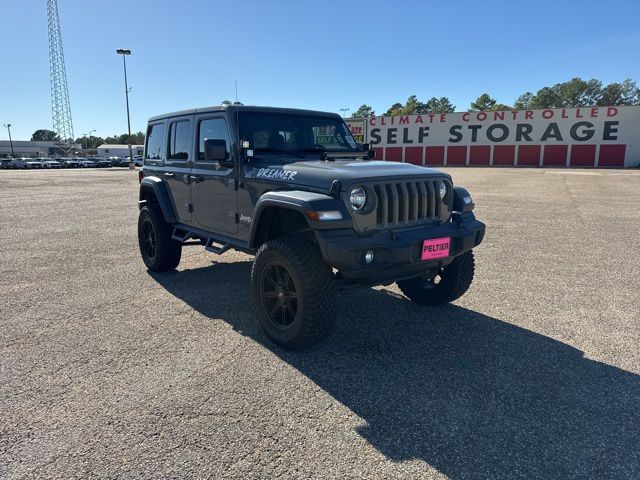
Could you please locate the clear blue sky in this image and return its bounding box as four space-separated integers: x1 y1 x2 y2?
1 0 639 140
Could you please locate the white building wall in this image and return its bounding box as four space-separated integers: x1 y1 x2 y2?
96 145 144 157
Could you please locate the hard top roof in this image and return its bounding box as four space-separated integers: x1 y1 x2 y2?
148 105 342 123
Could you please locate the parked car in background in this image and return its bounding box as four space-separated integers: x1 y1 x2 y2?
94 158 112 168
134 156 144 166
1 158 15 169
42 159 61 168
25 158 43 169
13 158 30 168
78 158 96 168
111 157 128 167
62 159 80 168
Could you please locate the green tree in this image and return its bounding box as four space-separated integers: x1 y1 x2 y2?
598 79 640 106
102 132 144 145
402 95 430 114
557 78 602 107
426 97 455 113
31 129 59 141
384 102 404 116
492 103 513 111
513 92 533 109
89 136 104 149
470 93 497 111
116 132 145 144
385 96 432 115
522 78 603 109
529 86 562 108
351 104 375 117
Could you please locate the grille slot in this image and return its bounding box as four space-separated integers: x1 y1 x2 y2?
372 180 444 228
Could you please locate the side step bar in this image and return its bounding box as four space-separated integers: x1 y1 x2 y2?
172 228 192 242
171 228 231 255
204 239 230 255
172 226 246 255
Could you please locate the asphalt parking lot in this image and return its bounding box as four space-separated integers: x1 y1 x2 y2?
1 167 639 479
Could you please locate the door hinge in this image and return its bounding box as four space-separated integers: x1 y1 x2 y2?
227 178 238 190
229 212 239 223
185 203 193 213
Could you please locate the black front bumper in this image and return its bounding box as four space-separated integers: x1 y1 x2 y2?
315 212 485 287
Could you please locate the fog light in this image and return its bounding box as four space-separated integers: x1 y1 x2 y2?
364 250 374 264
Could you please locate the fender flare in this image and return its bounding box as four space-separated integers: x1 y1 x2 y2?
453 186 475 213
249 190 350 248
139 176 177 224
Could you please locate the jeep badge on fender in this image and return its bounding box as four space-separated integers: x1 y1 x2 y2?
137 105 485 349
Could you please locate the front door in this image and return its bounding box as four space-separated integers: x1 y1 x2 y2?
165 117 194 224
191 116 238 234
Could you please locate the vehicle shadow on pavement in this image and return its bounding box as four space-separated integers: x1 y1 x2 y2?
151 261 640 479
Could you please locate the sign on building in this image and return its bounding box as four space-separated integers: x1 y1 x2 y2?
346 106 640 168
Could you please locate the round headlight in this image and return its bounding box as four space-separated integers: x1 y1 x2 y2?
438 180 448 199
349 186 367 211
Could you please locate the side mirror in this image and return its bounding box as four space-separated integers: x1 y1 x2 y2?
204 139 228 161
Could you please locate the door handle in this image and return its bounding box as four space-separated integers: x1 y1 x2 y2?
163 172 174 178
189 175 202 183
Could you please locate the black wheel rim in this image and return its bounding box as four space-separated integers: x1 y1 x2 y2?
141 219 156 260
260 261 298 329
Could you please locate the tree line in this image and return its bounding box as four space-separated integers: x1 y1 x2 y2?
30 129 146 148
351 77 640 117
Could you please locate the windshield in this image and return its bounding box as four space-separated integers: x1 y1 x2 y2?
238 112 359 159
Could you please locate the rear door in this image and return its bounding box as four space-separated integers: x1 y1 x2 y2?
163 117 194 224
191 115 238 234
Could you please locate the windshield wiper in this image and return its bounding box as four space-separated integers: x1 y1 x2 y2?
253 147 305 159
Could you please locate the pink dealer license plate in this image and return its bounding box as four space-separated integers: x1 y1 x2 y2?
421 237 451 261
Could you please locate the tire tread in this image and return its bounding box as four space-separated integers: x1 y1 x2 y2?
251 237 336 349
397 250 475 305
138 204 181 272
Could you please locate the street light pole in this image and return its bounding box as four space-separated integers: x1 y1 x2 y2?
116 48 134 169
3 124 14 156
339 108 350 118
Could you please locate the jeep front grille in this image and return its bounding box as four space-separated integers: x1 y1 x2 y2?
372 180 444 228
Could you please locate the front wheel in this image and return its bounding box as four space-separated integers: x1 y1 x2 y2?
251 238 337 349
397 250 475 305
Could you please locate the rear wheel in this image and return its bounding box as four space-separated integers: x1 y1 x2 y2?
397 250 475 305
251 238 337 349
138 204 182 271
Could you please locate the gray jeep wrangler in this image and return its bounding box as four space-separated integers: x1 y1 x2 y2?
138 106 485 349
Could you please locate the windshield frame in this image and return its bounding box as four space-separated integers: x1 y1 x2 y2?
236 111 361 162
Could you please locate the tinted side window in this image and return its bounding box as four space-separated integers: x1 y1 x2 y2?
198 118 231 160
168 121 192 160
145 123 166 160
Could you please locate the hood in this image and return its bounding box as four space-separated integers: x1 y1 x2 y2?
250 159 448 192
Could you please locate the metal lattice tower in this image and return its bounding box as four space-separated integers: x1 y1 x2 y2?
47 0 74 142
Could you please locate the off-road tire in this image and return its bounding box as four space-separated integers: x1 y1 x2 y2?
397 250 475 305
251 237 337 349
138 204 182 272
